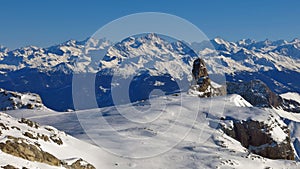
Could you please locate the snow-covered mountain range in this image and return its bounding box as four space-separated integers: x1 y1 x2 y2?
1 35 299 74
200 37 300 94
0 33 300 168
200 37 300 73
0 34 299 111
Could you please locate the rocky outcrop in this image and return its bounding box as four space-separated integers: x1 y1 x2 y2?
0 113 95 169
227 80 282 108
1 165 19 169
192 58 211 93
221 117 295 160
50 134 63 145
0 159 96 169
0 88 43 110
0 136 95 168
0 136 61 166
64 159 96 169
189 58 226 97
227 80 300 113
281 98 300 113
19 118 40 129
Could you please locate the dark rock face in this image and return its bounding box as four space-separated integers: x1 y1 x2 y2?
222 119 295 160
281 98 300 113
50 134 63 145
227 80 282 108
192 58 211 94
227 80 300 113
192 58 209 81
1 165 19 169
190 58 226 97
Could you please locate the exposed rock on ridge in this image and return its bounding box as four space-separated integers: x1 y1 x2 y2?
189 58 226 97
0 112 95 169
221 113 295 160
0 88 43 110
227 80 282 108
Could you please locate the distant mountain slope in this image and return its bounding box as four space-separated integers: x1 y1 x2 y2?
0 34 199 111
0 34 299 110
204 37 300 73
1 35 299 74
201 37 300 93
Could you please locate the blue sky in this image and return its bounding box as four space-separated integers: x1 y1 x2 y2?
1 0 300 49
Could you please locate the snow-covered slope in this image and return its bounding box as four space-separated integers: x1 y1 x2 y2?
279 92 300 113
0 88 45 110
0 112 107 169
5 93 300 169
228 94 252 107
269 106 300 161
281 92 300 104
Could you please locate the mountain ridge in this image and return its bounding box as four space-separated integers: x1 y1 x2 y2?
0 34 299 111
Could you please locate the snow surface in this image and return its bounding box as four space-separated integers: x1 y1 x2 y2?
281 92 300 103
4 94 300 169
269 107 300 161
0 112 113 168
228 94 252 107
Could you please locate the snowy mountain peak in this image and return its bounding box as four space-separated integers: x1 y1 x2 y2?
101 33 198 77
0 45 8 53
272 39 288 46
291 38 300 43
263 39 272 45
60 39 82 47
237 38 255 46
210 37 237 52
144 32 161 41
0 35 299 75
213 37 228 45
